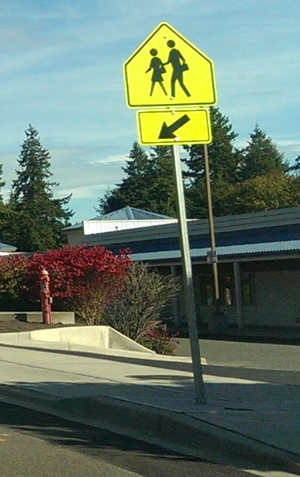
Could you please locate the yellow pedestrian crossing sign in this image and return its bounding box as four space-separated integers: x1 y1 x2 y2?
137 109 212 145
123 22 217 108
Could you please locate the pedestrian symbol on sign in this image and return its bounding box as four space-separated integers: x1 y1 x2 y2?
145 49 167 96
164 40 191 98
145 40 191 99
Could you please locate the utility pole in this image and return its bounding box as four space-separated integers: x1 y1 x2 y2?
203 144 220 312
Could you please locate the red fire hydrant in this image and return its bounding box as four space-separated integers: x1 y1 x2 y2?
40 268 52 325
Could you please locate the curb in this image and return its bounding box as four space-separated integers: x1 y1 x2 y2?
0 385 299 474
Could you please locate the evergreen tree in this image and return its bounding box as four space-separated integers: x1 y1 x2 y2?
0 165 14 242
288 155 300 176
97 142 151 214
0 164 6 203
97 114 297 221
97 142 176 217
123 141 151 177
240 125 288 181
184 107 241 184
3 125 73 251
146 146 177 216
183 107 241 217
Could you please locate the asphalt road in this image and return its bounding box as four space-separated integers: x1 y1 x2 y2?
176 339 300 385
0 401 249 477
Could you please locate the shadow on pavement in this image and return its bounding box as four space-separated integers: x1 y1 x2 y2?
0 400 239 477
0 378 299 476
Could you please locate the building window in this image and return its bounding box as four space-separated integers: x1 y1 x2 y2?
199 275 214 306
198 272 254 306
242 272 255 305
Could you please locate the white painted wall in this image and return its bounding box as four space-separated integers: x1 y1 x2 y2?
83 219 177 235
252 270 300 326
65 228 84 246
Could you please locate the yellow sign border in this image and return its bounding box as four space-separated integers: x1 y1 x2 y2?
137 108 212 146
124 22 217 108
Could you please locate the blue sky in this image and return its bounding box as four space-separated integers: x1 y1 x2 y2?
0 0 299 222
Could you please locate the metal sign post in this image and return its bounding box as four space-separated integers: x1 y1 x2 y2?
123 21 218 404
172 144 206 405
203 144 220 311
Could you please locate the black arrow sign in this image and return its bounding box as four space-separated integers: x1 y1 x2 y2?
159 114 191 139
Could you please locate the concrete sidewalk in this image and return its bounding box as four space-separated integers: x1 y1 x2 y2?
0 328 299 475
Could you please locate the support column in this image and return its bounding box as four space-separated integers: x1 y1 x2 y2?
171 265 180 327
234 261 244 329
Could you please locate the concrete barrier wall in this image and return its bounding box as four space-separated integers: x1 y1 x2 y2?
31 326 108 348
107 327 154 353
0 312 18 322
30 326 155 354
0 312 75 324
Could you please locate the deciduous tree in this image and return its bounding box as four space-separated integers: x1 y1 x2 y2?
23 245 131 324
0 254 28 301
214 172 300 215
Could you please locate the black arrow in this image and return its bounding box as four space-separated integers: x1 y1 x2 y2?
159 114 191 139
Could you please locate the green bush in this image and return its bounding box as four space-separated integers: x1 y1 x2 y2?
103 262 180 354
137 320 179 355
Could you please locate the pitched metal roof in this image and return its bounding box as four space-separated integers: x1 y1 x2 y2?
94 206 174 221
0 242 17 252
63 206 175 232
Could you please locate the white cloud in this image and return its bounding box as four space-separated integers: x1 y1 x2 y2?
58 185 103 200
89 154 128 165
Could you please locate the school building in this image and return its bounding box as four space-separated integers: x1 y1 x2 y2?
63 206 300 330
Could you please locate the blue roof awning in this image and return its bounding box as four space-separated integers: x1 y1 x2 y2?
130 240 300 263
